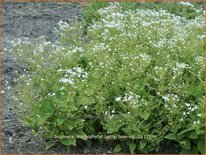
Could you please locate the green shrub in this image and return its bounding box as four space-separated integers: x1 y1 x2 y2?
13 2 204 153
82 1 204 28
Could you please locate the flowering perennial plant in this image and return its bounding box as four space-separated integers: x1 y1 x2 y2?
12 2 204 153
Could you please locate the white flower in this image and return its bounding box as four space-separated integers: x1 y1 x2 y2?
179 2 194 7
71 47 84 53
57 20 70 30
115 97 121 102
60 86 65 91
59 78 74 85
185 103 190 107
197 114 202 117
48 92 56 97
176 63 188 69
162 94 179 102
108 114 114 119
162 96 169 102
74 67 83 73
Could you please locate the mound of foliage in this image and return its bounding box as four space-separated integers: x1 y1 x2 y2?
83 1 204 28
13 2 204 154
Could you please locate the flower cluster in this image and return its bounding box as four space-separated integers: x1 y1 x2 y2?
58 67 88 87
12 2 204 154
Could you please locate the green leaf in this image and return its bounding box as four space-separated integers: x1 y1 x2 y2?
46 140 55 150
195 129 204 135
53 98 69 112
140 140 147 150
25 117 38 129
180 141 191 150
190 84 204 98
75 130 87 140
164 133 176 140
178 127 194 136
68 102 77 111
197 139 205 154
104 119 124 134
129 143 136 154
114 144 122 153
57 106 69 112
38 98 54 116
60 137 76 146
64 120 76 130
33 98 55 126
52 83 62 92
47 128 59 137
140 112 150 120
189 131 198 139
57 115 66 125
121 127 132 135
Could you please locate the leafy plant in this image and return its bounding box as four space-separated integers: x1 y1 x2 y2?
12 2 204 154
82 1 203 28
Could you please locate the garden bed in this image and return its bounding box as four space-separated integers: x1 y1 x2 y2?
2 2 205 154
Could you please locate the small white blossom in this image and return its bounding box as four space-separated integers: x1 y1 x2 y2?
179 2 194 7
197 114 202 117
48 92 56 97
115 97 121 102
60 86 65 91
84 105 88 110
